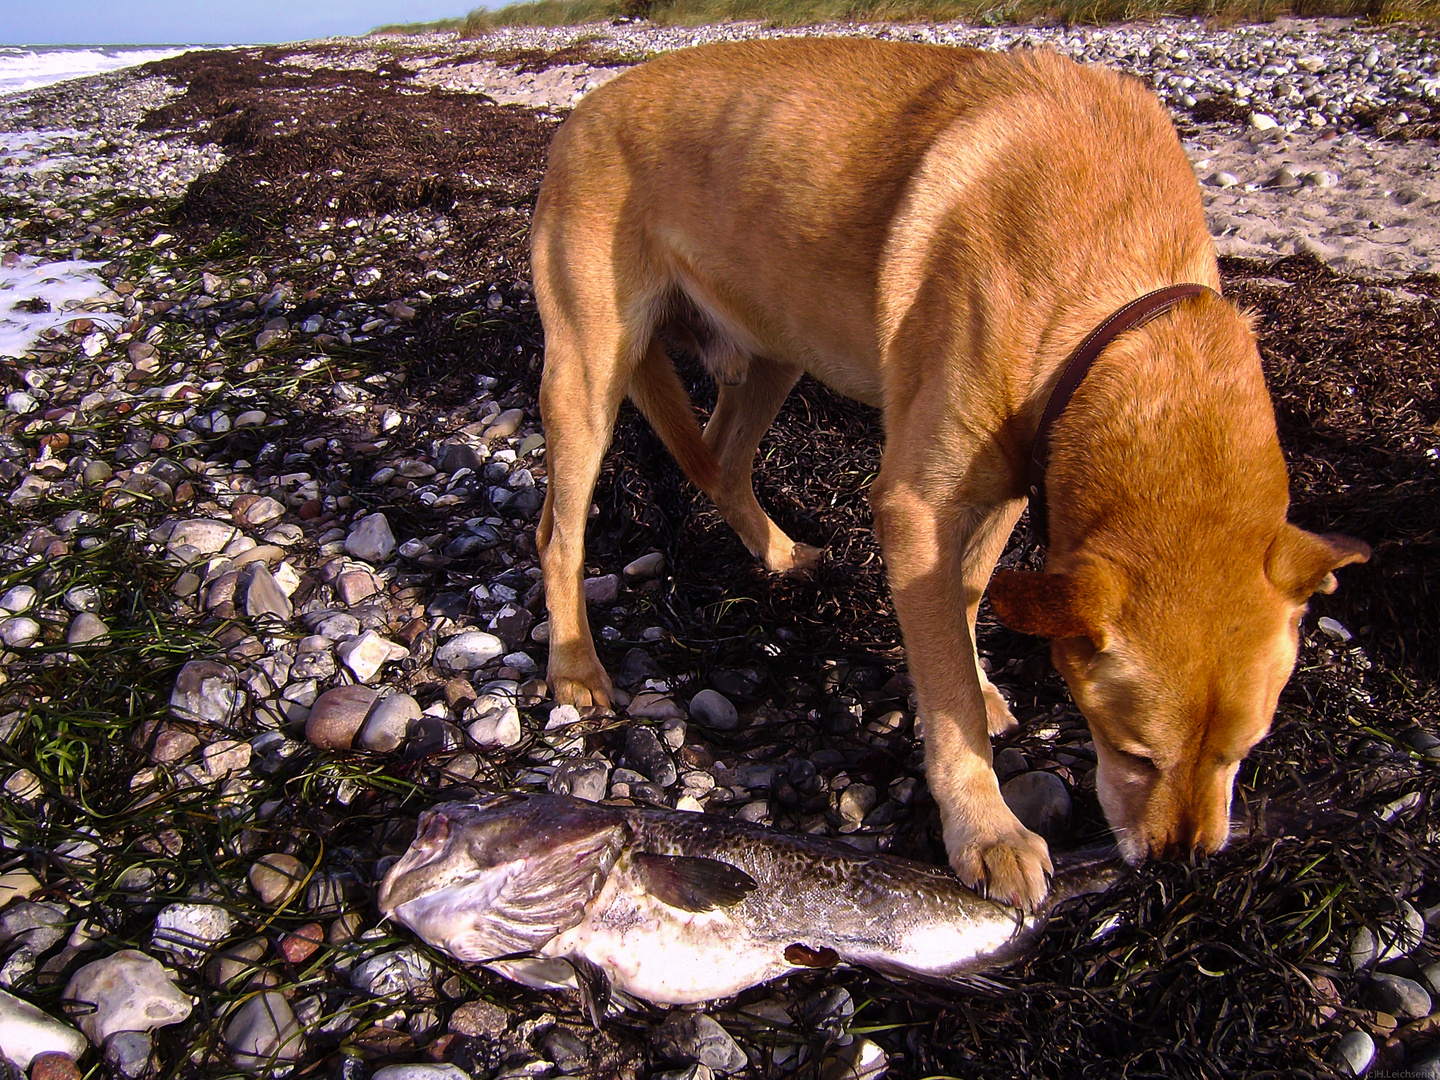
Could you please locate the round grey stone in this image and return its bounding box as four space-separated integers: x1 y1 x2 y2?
653 1013 746 1074
549 757 611 803
1329 1029 1373 1077
66 613 110 645
224 991 304 1071
169 661 243 726
102 1030 153 1079
1001 771 1072 843
372 1067 470 1080
1365 972 1431 1020
689 690 739 731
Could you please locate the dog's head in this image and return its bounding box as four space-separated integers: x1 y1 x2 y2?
989 525 1367 863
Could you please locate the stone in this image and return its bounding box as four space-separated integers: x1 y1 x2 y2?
0 618 41 647
487 605 534 649
305 685 379 749
101 1030 152 1078
345 513 396 563
249 854 306 907
337 631 405 683
224 991 304 1071
0 871 41 908
62 950 192 1043
1329 1028 1373 1076
688 690 739 731
1406 1055 1440 1080
435 631 505 671
1350 902 1425 968
336 570 380 605
244 563 292 621
27 1052 82 1080
1001 771 1072 843
467 699 522 748
820 1037 886 1080
0 988 87 1069
167 519 242 558
372 1067 469 1080
151 903 235 963
350 947 435 997
484 408 524 440
358 693 422 752
1364 972 1431 1020
279 923 323 965
624 726 678 787
652 1012 747 1074
583 574 620 606
169 661 243 726
540 1027 589 1074
628 692 687 721
838 784 877 827
233 496 285 527
623 552 665 582
448 998 509 1039
65 613 109 645
0 586 36 614
548 758 611 802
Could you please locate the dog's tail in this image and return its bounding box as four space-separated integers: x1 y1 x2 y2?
628 338 720 492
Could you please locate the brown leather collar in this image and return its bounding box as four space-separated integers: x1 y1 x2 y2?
1026 283 1215 549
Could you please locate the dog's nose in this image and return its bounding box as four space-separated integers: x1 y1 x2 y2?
1149 816 1229 861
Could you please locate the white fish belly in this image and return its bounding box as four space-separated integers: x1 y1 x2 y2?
543 882 797 1005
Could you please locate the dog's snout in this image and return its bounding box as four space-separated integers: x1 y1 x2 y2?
1145 813 1231 862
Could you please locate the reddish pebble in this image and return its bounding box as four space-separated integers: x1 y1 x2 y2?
150 433 170 450
281 922 324 964
29 1053 82 1080
299 499 323 520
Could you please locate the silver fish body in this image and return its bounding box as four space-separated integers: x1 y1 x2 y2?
377 793 1118 1006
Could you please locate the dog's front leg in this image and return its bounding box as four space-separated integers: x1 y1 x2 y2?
872 480 1052 910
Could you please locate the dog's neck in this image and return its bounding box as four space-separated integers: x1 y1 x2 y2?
1039 294 1291 569
1026 284 1214 548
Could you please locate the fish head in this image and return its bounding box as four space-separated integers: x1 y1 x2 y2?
378 796 628 962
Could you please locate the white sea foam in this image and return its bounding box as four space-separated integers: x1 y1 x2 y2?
0 46 192 96
0 257 118 360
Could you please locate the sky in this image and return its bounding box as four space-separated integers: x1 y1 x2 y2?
0 0 477 46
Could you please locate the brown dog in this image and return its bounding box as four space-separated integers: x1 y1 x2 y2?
530 39 1369 910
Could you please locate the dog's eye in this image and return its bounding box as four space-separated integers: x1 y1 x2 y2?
1114 748 1156 771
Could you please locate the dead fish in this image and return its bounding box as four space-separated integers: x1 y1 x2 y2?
377 793 1120 1007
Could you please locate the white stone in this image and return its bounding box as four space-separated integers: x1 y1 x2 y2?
0 987 87 1069
0 585 37 614
434 630 504 671
151 903 236 962
0 617 41 648
344 513 397 563
63 949 192 1043
467 702 521 748
225 991 304 1070
358 693 422 752
338 630 405 683
168 519 243 558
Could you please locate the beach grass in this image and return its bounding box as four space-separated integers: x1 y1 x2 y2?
398 0 1440 32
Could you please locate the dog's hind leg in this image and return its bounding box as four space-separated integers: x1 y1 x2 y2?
701 361 823 574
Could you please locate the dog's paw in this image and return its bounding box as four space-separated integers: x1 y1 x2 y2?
981 680 1018 735
548 666 615 714
785 543 825 574
948 823 1053 912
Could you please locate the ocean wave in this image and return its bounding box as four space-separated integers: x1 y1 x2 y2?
0 46 194 96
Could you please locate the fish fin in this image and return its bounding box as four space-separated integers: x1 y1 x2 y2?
568 955 613 1028
783 943 839 968
633 853 757 912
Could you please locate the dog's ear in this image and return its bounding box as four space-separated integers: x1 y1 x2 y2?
1266 525 1370 600
988 569 1113 646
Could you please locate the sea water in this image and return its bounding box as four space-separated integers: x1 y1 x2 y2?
0 45 194 96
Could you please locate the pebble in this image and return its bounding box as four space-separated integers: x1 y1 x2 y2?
448 998 509 1039
0 617 41 647
372 1066 470 1080
435 630 505 671
1000 771 1072 842
689 689 740 731
62 950 192 1043
345 513 397 563
27 1052 83 1080
624 726 678 787
65 612 110 644
1350 902 1425 969
169 660 243 725
623 551 664 582
0 585 36 613
358 692 422 752
150 903 235 963
224 991 304 1071
337 630 406 683
305 685 379 749
244 563 292 621
821 1037 887 1080
351 947 435 997
1330 1029 1374 1076
653 1013 747 1074
249 853 306 907
583 574 620 606
1365 972 1431 1020
467 699 522 747
102 1030 153 1078
0 988 87 1069
548 757 610 802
